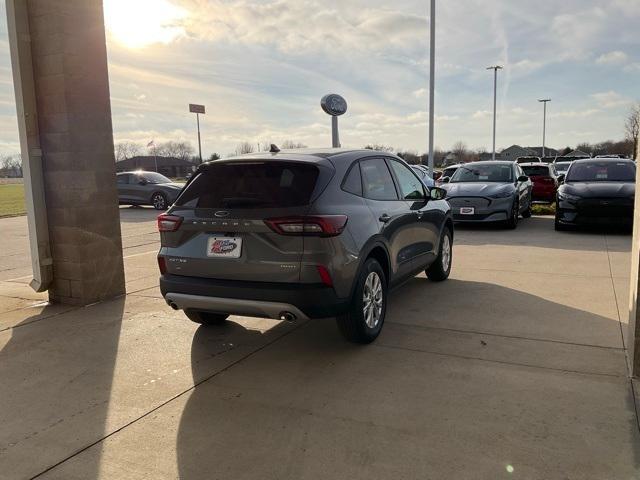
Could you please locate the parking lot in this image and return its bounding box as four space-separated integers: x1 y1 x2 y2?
1 208 639 479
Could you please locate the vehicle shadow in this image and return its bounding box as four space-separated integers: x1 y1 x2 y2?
0 298 125 479
175 279 640 479
454 215 631 252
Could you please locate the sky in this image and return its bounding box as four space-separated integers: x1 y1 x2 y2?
0 0 639 158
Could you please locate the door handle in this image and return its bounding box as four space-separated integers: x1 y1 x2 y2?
379 213 391 223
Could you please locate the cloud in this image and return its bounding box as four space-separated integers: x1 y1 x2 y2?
590 91 629 108
595 51 629 65
177 0 427 55
413 88 427 98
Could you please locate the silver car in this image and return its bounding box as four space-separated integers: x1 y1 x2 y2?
441 161 532 229
117 171 184 210
158 149 454 343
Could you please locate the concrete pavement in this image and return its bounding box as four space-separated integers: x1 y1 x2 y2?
0 210 638 479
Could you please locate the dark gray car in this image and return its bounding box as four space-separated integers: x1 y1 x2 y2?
117 171 184 210
158 149 454 343
441 161 532 229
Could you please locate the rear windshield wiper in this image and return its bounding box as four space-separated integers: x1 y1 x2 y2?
222 197 274 208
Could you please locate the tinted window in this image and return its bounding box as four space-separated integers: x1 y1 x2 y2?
142 172 172 184
451 164 514 183
176 162 319 208
443 167 458 178
360 158 398 201
117 174 129 185
342 162 363 196
566 162 636 182
389 160 425 200
522 165 551 177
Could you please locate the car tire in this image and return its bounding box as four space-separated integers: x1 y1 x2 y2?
336 258 387 344
554 215 567 231
152 192 168 210
185 310 229 325
505 198 519 229
522 202 532 218
426 227 452 282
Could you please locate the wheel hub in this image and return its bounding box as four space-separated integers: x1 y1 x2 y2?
363 271 383 328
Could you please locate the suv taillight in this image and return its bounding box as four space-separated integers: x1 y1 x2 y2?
157 214 182 232
264 215 348 237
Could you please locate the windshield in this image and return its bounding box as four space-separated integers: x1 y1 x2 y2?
554 162 571 174
522 165 551 177
566 161 635 182
141 172 172 184
451 164 513 183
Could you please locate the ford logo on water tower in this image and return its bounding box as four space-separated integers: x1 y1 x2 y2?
321 94 347 147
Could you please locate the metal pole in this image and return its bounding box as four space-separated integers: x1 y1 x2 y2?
196 113 202 163
427 0 435 176
487 66 502 161
331 116 340 148
154 150 158 172
539 99 551 158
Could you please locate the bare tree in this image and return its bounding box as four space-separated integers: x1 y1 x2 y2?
396 151 420 164
154 141 195 162
208 153 221 161
0 154 22 177
625 103 640 160
281 140 307 149
114 141 142 162
235 142 255 155
364 144 395 152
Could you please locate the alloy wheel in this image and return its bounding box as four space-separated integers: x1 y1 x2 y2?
362 271 383 328
441 234 451 272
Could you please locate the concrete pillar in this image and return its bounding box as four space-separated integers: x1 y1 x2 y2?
8 0 125 305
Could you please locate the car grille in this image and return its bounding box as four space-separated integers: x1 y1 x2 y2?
447 197 491 208
576 198 633 218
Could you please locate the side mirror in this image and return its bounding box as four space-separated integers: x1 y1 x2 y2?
430 187 447 201
557 174 565 184
440 176 450 184
517 175 529 183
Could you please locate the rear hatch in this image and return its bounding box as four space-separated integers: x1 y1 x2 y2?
159 158 334 283
522 165 555 187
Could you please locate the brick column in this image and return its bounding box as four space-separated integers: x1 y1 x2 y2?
25 0 125 304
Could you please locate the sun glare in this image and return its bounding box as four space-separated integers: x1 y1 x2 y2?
104 0 186 49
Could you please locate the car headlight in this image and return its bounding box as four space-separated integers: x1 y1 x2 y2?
558 192 581 202
488 189 513 199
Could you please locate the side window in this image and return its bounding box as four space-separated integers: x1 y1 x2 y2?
360 158 398 201
117 174 128 185
388 160 425 200
342 161 363 196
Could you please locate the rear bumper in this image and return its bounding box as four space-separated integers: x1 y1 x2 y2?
160 274 350 319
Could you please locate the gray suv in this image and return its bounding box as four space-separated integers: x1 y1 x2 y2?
158 149 454 343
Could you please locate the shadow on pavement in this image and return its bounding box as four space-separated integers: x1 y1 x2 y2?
455 216 631 252
0 298 125 479
175 279 640 479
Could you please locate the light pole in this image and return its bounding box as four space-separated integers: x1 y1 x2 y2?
189 103 205 163
487 65 502 161
427 0 435 177
538 99 551 157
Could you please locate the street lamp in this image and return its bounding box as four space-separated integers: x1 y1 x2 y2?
427 0 435 177
487 65 502 161
538 99 551 157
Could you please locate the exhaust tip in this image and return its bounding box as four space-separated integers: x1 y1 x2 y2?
168 301 179 310
279 311 296 322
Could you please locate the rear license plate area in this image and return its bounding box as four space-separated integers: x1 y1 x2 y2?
207 236 242 258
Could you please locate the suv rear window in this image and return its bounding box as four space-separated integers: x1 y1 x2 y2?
522 165 551 177
176 161 320 208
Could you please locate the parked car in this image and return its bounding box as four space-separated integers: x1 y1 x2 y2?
555 159 636 231
437 164 464 185
117 171 183 210
516 156 541 164
552 161 572 176
411 165 435 187
158 149 454 344
441 161 532 229
520 163 558 203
